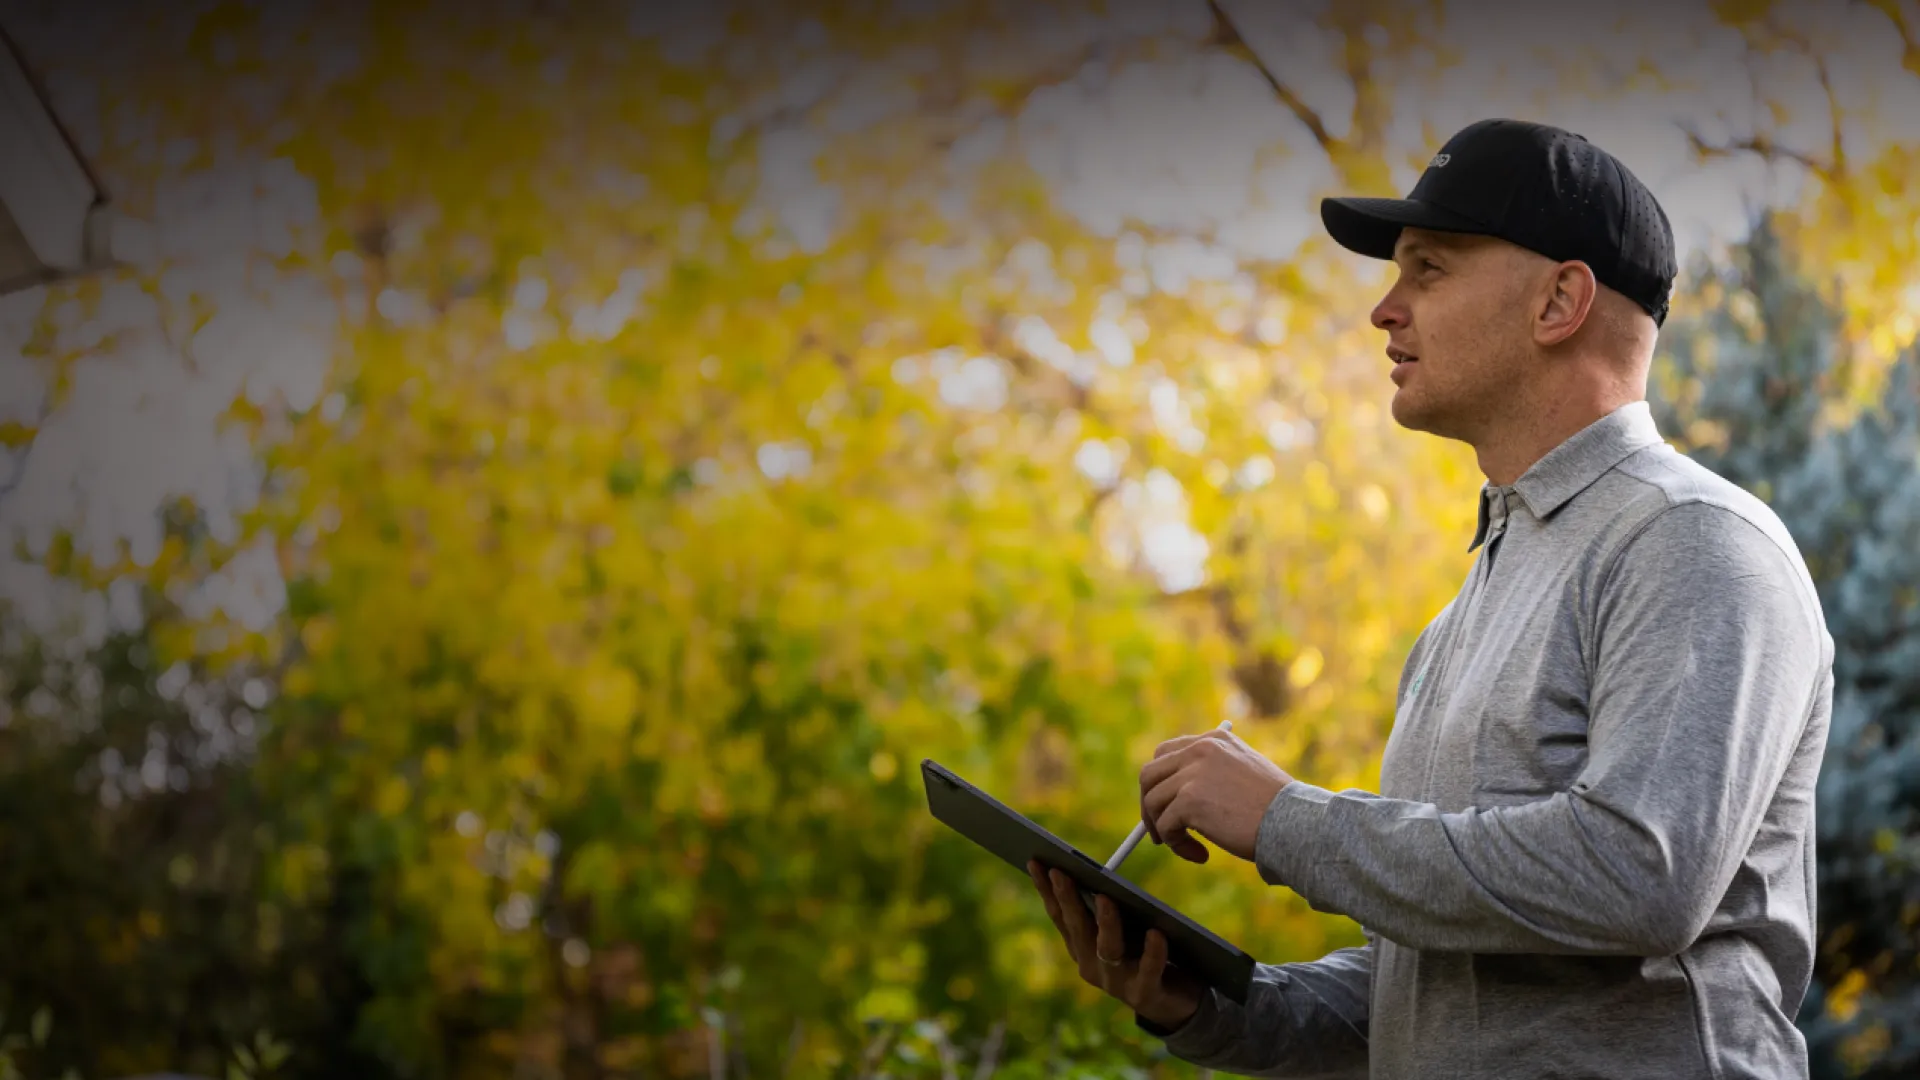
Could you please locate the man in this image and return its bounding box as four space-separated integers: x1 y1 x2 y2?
1028 118 1836 1078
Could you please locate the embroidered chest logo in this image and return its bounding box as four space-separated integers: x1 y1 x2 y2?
1401 649 1439 710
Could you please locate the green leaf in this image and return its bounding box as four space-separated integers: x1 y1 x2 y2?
235 1044 257 1071
29 1008 48 1047
607 460 643 497
228 1063 248 1080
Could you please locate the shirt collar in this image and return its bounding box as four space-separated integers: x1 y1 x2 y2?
1468 400 1666 552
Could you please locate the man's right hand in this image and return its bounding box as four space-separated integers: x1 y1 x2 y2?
1027 859 1205 1032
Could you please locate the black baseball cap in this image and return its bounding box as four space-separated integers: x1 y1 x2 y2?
1320 118 1677 326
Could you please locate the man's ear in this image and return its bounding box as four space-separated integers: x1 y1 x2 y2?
1533 261 1597 348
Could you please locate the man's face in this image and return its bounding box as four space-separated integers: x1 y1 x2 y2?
1370 228 1534 439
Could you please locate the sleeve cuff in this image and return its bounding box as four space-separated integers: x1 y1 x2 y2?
1255 780 1344 893
1134 987 1241 1059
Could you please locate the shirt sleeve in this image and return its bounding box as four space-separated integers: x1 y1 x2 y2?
1252 501 1828 956
1137 940 1372 1079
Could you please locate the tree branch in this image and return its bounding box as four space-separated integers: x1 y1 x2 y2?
1678 124 1840 184
1691 15 1850 187
970 1022 1004 1080
854 1023 895 1080
1205 0 1338 156
780 1020 805 1079
1775 20 1850 181
1813 47 1848 181
534 844 603 1080
1158 529 1293 720
1859 0 1920 79
0 388 51 510
1332 8 1387 160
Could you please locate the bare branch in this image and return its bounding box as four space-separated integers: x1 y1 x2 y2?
1206 0 1338 156
1859 0 1920 78
854 1024 895 1080
928 1023 960 1080
1815 50 1847 182
707 1011 727 1080
1765 18 1850 181
781 1020 805 1079
1678 124 1839 184
1330 6 1389 160
1698 14 1850 187
0 387 53 511
1159 528 1294 720
971 1022 1005 1080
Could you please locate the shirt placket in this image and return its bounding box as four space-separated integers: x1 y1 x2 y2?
1418 488 1510 793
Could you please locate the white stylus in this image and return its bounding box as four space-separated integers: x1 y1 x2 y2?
1104 718 1234 871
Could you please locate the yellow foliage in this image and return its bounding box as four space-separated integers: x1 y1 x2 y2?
1288 646 1326 690
11 0 1528 1070
1828 967 1870 1023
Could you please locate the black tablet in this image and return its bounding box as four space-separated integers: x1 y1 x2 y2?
921 758 1257 1004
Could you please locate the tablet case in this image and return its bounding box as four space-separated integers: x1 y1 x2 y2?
921 758 1257 1004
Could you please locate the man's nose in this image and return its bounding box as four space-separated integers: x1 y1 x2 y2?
1372 291 1408 331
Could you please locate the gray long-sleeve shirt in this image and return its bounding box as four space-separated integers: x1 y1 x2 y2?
1143 401 1835 1078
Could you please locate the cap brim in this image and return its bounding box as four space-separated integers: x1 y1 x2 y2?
1320 197 1492 259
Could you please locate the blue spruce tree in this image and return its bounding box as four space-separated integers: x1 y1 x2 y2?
1651 215 1920 1078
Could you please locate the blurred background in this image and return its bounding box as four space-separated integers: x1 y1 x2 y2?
0 0 1916 1076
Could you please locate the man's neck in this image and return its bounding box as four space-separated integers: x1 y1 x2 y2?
1473 391 1642 487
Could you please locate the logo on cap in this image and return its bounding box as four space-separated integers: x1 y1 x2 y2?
1429 153 1450 168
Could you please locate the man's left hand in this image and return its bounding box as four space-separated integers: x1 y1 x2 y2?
1140 728 1295 864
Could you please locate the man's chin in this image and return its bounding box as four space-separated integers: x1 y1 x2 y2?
1389 394 1465 441
1389 392 1435 433
1392 400 1479 446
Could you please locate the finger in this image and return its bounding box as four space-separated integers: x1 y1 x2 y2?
1142 739 1200 791
1148 728 1232 763
1140 736 1217 800
1154 790 1212 864
1164 822 1209 862
1136 927 1170 996
1029 860 1065 926
1156 820 1208 862
1152 790 1179 846
1142 772 1190 834
1141 743 1198 846
1032 863 1077 953
1094 895 1126 969
1050 870 1095 952
1151 733 1206 760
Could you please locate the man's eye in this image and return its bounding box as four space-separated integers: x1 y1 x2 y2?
1421 259 1441 273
